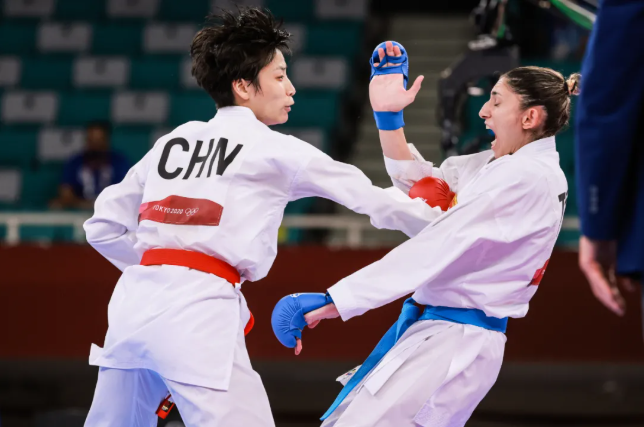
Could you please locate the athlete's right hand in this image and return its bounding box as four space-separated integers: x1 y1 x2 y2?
271 293 334 353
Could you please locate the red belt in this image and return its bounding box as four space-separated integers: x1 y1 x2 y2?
140 248 255 335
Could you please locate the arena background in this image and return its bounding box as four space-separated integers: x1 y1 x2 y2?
0 0 642 426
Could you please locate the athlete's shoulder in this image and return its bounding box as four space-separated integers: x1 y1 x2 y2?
468 149 495 164
477 154 548 200
149 121 208 148
168 121 209 137
441 149 493 171
265 129 325 157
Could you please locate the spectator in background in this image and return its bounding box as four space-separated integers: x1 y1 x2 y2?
576 0 644 318
50 121 130 210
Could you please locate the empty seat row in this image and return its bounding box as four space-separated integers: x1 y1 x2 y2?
0 21 363 57
1 90 340 127
0 56 349 90
0 125 327 166
0 167 59 207
2 0 369 22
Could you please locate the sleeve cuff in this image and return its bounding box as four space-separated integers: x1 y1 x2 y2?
407 143 426 161
327 280 364 322
383 145 435 194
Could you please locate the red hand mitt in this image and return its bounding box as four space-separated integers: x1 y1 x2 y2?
409 176 456 211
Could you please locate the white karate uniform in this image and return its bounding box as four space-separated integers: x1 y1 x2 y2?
324 136 568 427
83 106 438 427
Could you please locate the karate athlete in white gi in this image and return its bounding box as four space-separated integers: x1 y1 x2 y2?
272 42 580 427
82 14 440 427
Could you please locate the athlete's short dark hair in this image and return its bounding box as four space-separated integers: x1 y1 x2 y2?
190 7 291 108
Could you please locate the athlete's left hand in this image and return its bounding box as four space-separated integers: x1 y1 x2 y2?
294 303 341 355
369 41 424 113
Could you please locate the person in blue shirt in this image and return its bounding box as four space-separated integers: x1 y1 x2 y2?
576 0 644 318
50 121 130 210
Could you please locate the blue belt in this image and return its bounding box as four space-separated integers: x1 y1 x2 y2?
320 298 507 420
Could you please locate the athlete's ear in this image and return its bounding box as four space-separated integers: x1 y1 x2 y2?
232 79 252 101
521 106 546 131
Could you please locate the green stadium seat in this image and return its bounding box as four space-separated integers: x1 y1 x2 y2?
556 228 580 248
158 0 210 21
0 168 21 206
291 57 348 91
38 128 85 163
0 23 37 55
305 23 363 56
2 91 58 124
0 129 38 166
2 0 55 21
465 94 486 128
37 22 92 54
20 166 61 208
282 23 306 55
20 57 72 90
0 57 21 87
112 92 169 124
556 131 575 176
55 0 104 21
73 57 129 89
142 23 196 55
112 127 154 164
288 91 339 128
168 92 216 126
267 0 315 22
20 225 76 242
180 57 199 89
58 92 111 126
130 57 181 90
565 174 578 216
93 24 143 55
106 0 158 20
314 0 368 20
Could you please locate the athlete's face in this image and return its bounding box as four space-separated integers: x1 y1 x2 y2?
244 50 296 126
479 78 545 158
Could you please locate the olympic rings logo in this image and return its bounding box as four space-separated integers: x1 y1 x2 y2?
185 208 200 217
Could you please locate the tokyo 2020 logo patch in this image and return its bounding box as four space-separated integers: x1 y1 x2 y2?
139 196 223 226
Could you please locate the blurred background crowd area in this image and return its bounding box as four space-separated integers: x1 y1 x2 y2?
0 0 589 247
2 1 643 427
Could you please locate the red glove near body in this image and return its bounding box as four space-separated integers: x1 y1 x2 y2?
409 176 456 211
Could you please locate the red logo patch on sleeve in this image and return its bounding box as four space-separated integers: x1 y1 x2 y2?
529 259 550 286
139 195 223 226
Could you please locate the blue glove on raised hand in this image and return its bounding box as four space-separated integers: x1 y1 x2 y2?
369 40 424 131
271 293 334 348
